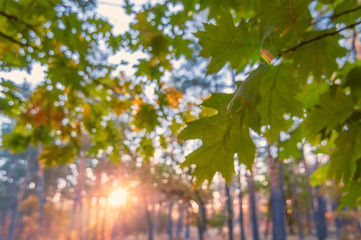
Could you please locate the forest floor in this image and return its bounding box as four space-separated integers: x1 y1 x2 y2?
121 227 341 240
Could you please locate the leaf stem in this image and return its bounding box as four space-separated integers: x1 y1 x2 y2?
331 5 361 20
0 31 29 47
280 20 361 55
0 11 36 30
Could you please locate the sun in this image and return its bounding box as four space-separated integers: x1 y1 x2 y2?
108 188 128 207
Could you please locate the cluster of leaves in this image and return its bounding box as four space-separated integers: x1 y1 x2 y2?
0 0 188 165
1 0 361 208
122 0 361 206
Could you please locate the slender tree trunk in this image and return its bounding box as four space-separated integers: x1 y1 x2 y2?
93 168 102 240
157 204 162 232
264 213 271 239
85 198 92 240
225 184 234 240
300 147 315 234
14 212 24 240
278 161 287 237
268 146 286 240
185 207 190 239
195 192 206 240
101 200 108 240
69 154 86 239
197 214 204 240
199 199 207 233
332 200 343 240
290 165 304 240
37 145 45 233
264 196 272 239
93 197 100 240
0 211 7 240
238 166 246 240
316 186 327 240
176 206 183 239
7 161 20 240
7 185 19 240
247 172 259 240
353 207 361 234
314 157 327 240
143 194 154 240
78 155 86 240
167 201 173 240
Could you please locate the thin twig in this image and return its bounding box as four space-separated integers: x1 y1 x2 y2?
0 31 27 47
314 6 361 23
331 5 361 20
0 11 36 30
281 20 361 55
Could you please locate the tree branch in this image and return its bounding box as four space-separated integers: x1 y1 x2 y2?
0 11 36 30
331 5 361 20
281 20 361 55
0 31 28 47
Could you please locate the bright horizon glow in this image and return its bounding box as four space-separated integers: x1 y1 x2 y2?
108 187 128 207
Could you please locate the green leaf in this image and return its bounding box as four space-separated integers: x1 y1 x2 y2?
306 87 354 137
133 103 160 133
2 125 31 153
310 163 330 187
288 32 347 82
195 10 260 74
179 93 256 185
338 181 361 209
39 144 76 167
328 122 361 183
256 64 303 142
295 80 329 109
278 124 304 160
227 62 269 112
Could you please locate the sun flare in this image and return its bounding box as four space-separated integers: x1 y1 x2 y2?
108 188 128 207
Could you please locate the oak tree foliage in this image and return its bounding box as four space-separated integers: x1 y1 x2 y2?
1 0 361 207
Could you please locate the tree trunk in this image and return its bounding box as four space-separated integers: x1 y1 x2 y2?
237 166 246 240
278 161 287 237
199 199 207 233
101 200 108 240
0 211 7 240
331 200 343 240
157 204 162 233
78 155 86 240
84 198 92 240
247 172 259 240
197 214 204 240
176 206 183 239
167 201 173 240
268 146 286 240
7 185 19 240
264 213 271 239
37 144 45 233
143 194 154 240
185 207 190 239
7 161 20 240
314 157 327 240
316 186 327 240
93 197 100 240
225 184 234 240
14 212 24 240
289 164 304 240
195 192 206 240
300 147 315 234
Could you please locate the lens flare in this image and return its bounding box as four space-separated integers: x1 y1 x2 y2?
108 188 127 207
